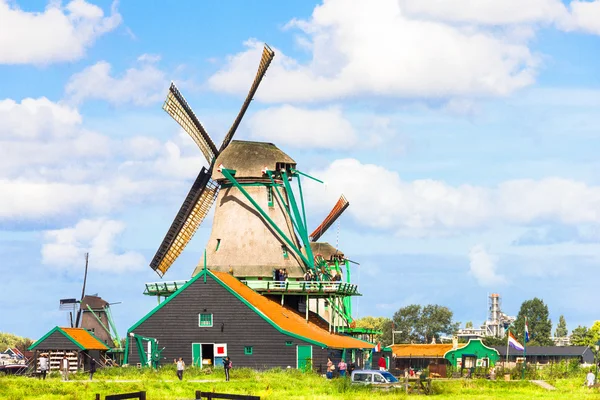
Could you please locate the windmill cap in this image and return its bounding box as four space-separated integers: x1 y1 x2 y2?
212 140 295 181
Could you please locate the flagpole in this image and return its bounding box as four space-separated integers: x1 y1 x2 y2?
506 329 510 367
522 316 527 380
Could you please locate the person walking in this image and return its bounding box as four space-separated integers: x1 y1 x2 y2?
60 354 70 381
223 356 232 381
337 359 347 377
38 353 48 380
176 357 185 381
326 358 334 379
89 358 97 381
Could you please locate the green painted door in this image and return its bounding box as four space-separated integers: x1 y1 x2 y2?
192 343 202 367
297 345 312 371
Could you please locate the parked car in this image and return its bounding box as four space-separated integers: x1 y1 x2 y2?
351 369 399 385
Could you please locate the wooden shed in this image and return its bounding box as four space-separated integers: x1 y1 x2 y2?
28 327 109 373
125 269 373 372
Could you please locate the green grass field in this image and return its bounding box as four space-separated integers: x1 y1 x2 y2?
0 366 598 399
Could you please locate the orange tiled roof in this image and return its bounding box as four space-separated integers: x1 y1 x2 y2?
61 328 109 350
390 343 465 358
212 271 374 350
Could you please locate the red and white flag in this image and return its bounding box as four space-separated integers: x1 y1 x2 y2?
374 342 381 352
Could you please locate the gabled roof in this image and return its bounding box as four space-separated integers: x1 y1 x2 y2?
211 271 373 350
389 343 465 358
28 327 109 351
128 269 372 350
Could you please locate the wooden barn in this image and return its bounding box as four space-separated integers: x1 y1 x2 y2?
124 269 373 371
28 327 109 373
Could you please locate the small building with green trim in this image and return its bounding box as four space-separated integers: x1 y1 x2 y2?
125 269 373 372
28 326 109 373
444 339 500 369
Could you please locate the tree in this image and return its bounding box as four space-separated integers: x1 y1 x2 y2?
354 316 391 346
571 325 590 346
482 336 506 346
392 304 459 344
514 298 552 346
571 321 600 347
554 315 568 338
465 321 473 329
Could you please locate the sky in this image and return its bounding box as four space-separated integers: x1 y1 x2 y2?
1 0 600 340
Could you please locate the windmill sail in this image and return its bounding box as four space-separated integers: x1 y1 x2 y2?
163 83 219 164
309 195 350 242
219 44 275 152
150 167 219 276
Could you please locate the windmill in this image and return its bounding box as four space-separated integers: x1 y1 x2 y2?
150 43 351 286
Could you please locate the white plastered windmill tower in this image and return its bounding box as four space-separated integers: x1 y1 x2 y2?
147 44 361 334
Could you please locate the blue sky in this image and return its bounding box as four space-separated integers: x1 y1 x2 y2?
1 0 600 340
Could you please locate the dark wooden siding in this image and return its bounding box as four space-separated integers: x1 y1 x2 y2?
32 331 80 351
127 275 337 369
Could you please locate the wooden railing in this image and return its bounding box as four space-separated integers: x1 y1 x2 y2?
195 391 260 400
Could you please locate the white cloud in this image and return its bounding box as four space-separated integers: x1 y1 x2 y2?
0 0 121 65
0 97 201 221
468 245 507 286
307 159 600 235
567 1 600 35
209 0 539 102
398 0 600 35
248 105 357 149
42 219 145 272
0 97 82 139
65 60 167 105
398 0 568 25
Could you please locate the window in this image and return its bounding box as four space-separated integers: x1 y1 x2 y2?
285 341 293 346
282 245 289 259
267 186 274 207
244 346 253 355
374 374 386 383
198 313 213 327
215 239 221 251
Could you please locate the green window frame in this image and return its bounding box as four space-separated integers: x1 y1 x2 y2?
244 346 253 355
199 313 213 327
267 186 274 207
285 341 293 346
282 245 289 259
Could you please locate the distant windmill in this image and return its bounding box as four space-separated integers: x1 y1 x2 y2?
150 44 351 283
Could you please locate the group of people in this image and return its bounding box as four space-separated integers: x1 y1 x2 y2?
174 356 232 381
325 358 354 379
37 353 97 381
303 270 343 283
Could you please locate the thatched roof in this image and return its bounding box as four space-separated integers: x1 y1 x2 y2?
310 242 344 260
212 140 296 180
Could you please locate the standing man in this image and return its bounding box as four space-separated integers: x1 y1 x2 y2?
223 356 232 381
337 359 348 377
586 369 596 387
89 358 97 381
61 354 70 381
176 357 185 381
38 353 48 380
378 355 387 371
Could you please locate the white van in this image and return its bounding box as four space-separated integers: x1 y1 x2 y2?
351 369 399 385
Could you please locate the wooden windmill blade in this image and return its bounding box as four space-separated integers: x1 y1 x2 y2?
218 44 275 152
163 82 219 165
309 195 350 242
150 167 220 277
